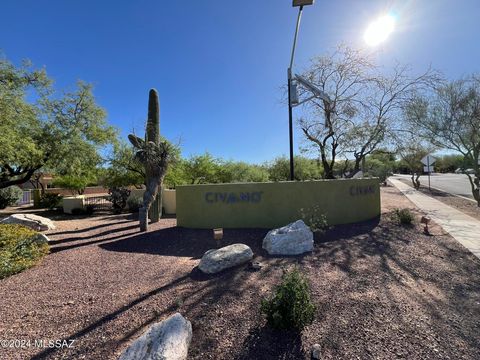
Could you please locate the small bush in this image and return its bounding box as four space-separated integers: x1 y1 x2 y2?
261 269 316 331
71 208 86 215
299 205 328 233
127 196 143 213
394 208 414 225
0 224 49 279
39 193 63 210
108 187 131 214
85 205 95 215
0 186 23 209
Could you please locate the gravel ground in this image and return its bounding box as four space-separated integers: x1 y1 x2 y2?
1 187 480 359
396 177 480 221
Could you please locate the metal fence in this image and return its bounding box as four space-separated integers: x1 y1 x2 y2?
17 190 32 205
84 195 112 211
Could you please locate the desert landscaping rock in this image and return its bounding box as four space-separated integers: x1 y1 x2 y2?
0 214 56 231
311 343 321 359
118 312 192 360
198 243 254 274
2 187 480 359
262 220 313 255
32 233 50 244
249 261 263 271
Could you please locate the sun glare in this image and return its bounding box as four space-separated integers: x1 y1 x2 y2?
364 14 395 47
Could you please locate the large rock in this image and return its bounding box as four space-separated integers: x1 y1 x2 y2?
262 220 313 255
198 243 254 274
33 233 50 244
0 214 56 231
118 313 192 360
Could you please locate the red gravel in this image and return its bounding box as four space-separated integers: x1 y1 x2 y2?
1 187 480 359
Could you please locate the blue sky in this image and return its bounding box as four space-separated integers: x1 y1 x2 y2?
1 0 479 163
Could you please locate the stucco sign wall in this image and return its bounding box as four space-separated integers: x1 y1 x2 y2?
176 178 380 229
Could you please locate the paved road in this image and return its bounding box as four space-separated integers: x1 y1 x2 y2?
393 173 475 200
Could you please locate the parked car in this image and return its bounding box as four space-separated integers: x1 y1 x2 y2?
455 168 475 174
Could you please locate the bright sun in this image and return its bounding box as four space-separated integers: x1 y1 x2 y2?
364 14 396 46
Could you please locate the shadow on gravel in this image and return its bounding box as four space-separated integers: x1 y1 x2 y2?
32 249 278 359
234 326 303 360
49 224 139 246
100 227 269 259
31 273 192 360
49 218 134 236
317 216 381 244
23 209 480 359
49 231 140 253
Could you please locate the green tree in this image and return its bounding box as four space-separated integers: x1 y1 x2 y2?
434 154 470 173
44 81 117 179
52 173 97 195
364 149 395 183
0 58 51 188
406 75 480 205
163 158 187 188
217 161 269 183
267 156 323 181
396 142 432 189
103 140 145 188
183 153 221 184
0 57 117 189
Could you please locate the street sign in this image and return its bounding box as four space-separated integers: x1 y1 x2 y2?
421 155 436 166
421 154 436 191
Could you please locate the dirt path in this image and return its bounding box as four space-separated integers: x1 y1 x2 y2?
1 187 479 359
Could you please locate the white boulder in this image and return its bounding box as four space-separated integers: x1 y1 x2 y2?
198 243 254 274
352 170 363 178
0 214 56 231
312 343 322 359
118 313 192 360
262 220 313 255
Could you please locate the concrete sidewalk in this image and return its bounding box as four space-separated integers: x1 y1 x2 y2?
389 178 480 259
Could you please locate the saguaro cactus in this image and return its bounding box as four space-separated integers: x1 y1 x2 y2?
146 88 161 223
128 89 171 232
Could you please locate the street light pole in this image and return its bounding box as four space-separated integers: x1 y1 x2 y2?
288 5 304 181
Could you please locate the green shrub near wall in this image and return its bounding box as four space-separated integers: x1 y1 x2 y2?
176 178 380 229
0 186 23 209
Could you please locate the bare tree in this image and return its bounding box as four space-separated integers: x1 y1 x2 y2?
296 45 437 178
405 75 480 205
298 46 371 179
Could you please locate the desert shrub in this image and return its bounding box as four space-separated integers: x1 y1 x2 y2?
127 196 143 213
0 186 23 209
299 205 328 233
0 224 49 279
394 208 414 225
71 208 85 215
261 269 316 331
39 193 63 210
368 163 393 184
85 205 95 215
108 187 131 214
